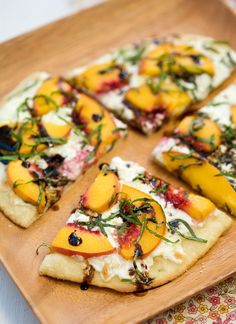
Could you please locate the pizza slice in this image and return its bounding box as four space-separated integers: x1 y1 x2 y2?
39 157 231 292
68 34 236 134
0 73 127 228
152 84 236 216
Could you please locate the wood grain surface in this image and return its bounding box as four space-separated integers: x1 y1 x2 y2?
0 0 236 323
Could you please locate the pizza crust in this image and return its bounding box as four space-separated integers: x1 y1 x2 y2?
40 209 232 292
0 183 39 228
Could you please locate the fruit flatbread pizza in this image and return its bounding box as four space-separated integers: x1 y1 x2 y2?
40 157 231 292
69 34 236 134
152 84 236 216
0 73 127 228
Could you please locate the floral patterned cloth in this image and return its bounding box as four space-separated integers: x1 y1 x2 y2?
149 276 236 323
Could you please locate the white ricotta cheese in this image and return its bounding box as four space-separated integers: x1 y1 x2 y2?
201 84 236 125
41 107 72 125
0 72 49 123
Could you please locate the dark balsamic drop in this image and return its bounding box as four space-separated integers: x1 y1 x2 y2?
52 205 59 211
68 231 82 246
22 161 30 168
92 114 102 122
119 70 128 80
190 54 201 65
80 283 89 291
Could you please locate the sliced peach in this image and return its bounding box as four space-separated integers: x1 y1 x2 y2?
74 93 119 156
7 160 46 213
18 122 46 154
175 115 221 152
0 121 46 154
118 184 166 260
164 184 215 221
80 167 120 213
73 62 128 94
183 193 215 221
34 78 72 116
124 82 191 117
162 151 236 215
124 84 160 113
42 122 71 139
231 105 236 125
51 225 115 258
139 44 215 77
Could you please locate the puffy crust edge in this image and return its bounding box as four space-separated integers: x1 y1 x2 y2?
39 209 232 292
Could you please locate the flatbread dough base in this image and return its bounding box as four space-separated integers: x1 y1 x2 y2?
0 73 47 228
40 209 232 292
0 183 39 228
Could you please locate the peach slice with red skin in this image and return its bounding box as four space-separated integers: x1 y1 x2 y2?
118 184 166 260
74 93 119 157
175 115 221 152
33 78 72 116
184 193 215 221
124 82 191 117
139 44 215 77
73 62 128 94
7 160 46 213
162 151 236 215
18 122 47 154
80 167 120 213
51 225 115 258
164 184 215 221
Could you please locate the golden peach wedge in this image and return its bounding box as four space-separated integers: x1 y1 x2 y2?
34 78 72 116
51 225 115 258
124 82 191 117
80 167 120 213
139 44 214 77
7 160 46 213
183 193 215 221
175 115 221 152
162 151 236 215
73 62 128 94
42 122 71 139
75 93 119 157
118 184 166 260
0 121 46 155
18 122 47 154
231 105 236 125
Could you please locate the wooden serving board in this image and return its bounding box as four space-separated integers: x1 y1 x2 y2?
1 0 236 323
